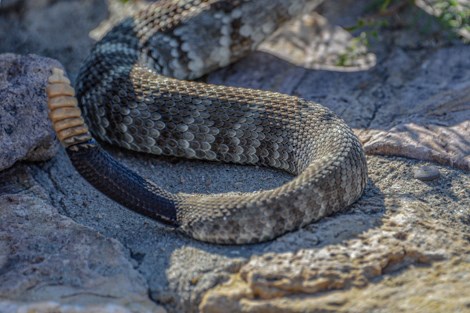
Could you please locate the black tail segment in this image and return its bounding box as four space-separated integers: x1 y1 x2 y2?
66 140 179 227
47 67 179 227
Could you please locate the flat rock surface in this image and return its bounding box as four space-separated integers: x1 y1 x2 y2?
0 0 469 312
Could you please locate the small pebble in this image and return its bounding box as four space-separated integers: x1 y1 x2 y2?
413 165 440 181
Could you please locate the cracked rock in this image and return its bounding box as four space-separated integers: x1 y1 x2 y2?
361 71 470 171
0 168 166 313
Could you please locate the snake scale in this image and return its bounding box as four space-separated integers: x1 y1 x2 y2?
46 0 368 244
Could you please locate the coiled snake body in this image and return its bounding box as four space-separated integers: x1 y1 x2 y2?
46 0 367 244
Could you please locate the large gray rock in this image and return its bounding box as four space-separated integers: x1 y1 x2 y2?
0 53 59 171
0 165 166 313
362 82 470 170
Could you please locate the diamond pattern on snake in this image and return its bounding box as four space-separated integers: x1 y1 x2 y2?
46 0 368 244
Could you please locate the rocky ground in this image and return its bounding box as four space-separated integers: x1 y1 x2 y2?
0 0 469 312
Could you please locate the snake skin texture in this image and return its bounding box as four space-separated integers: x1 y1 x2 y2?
46 0 368 244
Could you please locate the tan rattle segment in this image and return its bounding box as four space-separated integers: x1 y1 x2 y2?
46 68 92 147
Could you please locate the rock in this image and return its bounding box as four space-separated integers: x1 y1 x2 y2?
0 301 164 313
414 165 441 181
0 0 107 80
0 0 22 10
0 166 166 313
361 82 470 171
0 53 60 171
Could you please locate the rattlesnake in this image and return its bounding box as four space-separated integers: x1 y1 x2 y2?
46 0 368 244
